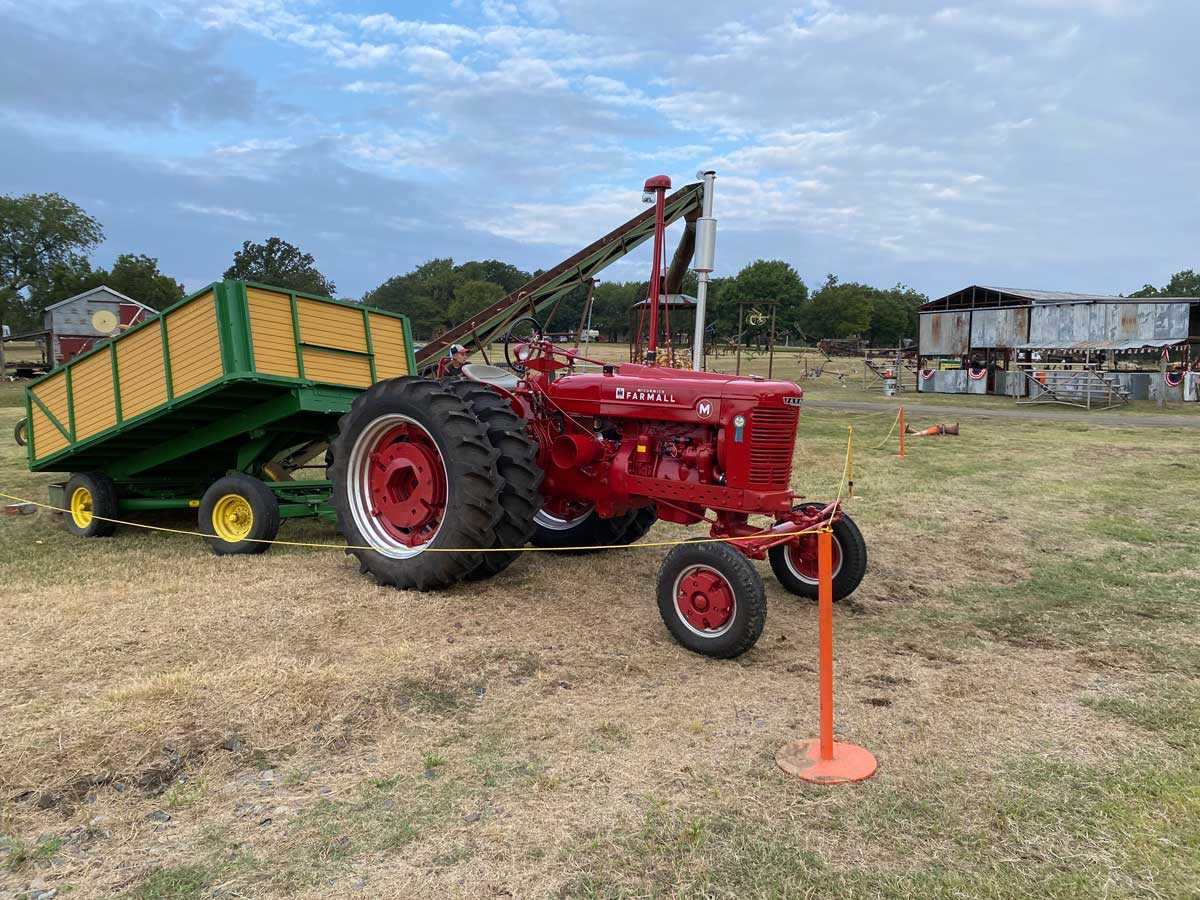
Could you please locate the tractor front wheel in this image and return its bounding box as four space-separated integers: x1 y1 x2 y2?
768 507 867 601
657 540 766 659
199 474 281 555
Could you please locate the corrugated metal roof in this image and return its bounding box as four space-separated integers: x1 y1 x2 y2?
1016 338 1185 351
922 284 1200 310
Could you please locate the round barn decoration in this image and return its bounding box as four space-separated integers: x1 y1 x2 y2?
1164 371 1183 388
920 368 936 381
969 367 987 381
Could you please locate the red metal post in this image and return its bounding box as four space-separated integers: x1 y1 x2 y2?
644 175 670 363
818 529 835 760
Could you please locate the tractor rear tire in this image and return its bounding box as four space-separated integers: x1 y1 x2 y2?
657 540 766 659
612 506 657 545
328 377 502 591
199 474 281 556
768 507 867 601
530 507 639 552
445 381 543 580
63 472 119 538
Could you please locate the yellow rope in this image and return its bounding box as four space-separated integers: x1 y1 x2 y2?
0 489 833 553
870 407 903 450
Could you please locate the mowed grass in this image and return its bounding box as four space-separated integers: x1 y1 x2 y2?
0 375 1198 898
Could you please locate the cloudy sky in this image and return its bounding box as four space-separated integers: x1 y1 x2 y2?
2 0 1197 300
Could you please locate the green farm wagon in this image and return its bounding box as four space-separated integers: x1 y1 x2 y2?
24 280 415 553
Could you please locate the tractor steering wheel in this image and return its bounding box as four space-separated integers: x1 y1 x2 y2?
503 316 544 374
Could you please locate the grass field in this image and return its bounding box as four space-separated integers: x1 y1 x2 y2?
1 359 1198 898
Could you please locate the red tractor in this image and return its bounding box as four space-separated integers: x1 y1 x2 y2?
327 177 866 658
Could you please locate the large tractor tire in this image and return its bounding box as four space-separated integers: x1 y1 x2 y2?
328 377 503 591
198 473 280 556
657 539 766 659
768 505 867 601
530 504 656 552
63 472 119 538
445 381 543 580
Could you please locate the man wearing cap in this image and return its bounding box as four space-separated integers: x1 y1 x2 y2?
438 343 470 379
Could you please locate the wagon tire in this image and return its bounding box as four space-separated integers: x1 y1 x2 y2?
768 506 867 601
13 417 28 447
63 472 119 538
445 380 543 580
199 473 280 556
657 540 766 659
329 376 502 591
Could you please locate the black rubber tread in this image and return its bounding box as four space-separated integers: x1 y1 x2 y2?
529 507 643 552
198 473 281 556
445 381 544 580
62 472 119 538
328 376 502 591
656 540 766 659
768 504 868 601
610 505 657 546
13 417 28 447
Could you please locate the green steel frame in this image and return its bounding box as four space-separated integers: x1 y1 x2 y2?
27 280 417 522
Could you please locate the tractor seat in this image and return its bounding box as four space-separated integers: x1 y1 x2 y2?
462 363 520 391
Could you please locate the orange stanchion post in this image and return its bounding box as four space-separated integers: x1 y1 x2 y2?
898 406 906 458
775 530 878 784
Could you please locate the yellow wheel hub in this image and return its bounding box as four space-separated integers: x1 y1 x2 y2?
70 486 93 528
212 494 254 543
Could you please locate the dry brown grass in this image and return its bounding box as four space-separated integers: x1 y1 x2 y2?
0 387 1197 898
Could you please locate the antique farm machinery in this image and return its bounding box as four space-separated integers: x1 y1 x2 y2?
328 174 867 658
28 172 867 658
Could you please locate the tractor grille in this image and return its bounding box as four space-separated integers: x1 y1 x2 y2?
748 406 799 489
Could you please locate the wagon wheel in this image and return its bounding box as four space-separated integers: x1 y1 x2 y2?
199 473 281 556
63 472 119 538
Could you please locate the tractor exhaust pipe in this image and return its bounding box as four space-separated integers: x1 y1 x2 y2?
691 170 716 371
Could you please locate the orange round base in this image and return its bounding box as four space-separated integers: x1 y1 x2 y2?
775 738 877 784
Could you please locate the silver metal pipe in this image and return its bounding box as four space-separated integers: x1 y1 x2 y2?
691 169 717 370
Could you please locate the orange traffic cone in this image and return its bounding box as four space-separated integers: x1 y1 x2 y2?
904 422 959 437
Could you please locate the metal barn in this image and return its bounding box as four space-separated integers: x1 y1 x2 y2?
917 286 1200 403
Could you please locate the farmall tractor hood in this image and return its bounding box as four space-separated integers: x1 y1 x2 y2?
545 362 803 421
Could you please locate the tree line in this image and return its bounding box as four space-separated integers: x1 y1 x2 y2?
5 191 1198 358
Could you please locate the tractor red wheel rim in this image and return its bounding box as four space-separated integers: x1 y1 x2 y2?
366 423 447 548
786 532 843 584
535 495 593 530
674 565 736 637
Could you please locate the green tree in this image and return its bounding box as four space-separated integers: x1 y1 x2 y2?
0 193 103 367
719 260 808 342
1129 269 1200 298
224 237 335 297
448 279 505 323
29 253 184 316
805 274 873 340
105 254 185 310
867 284 926 346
